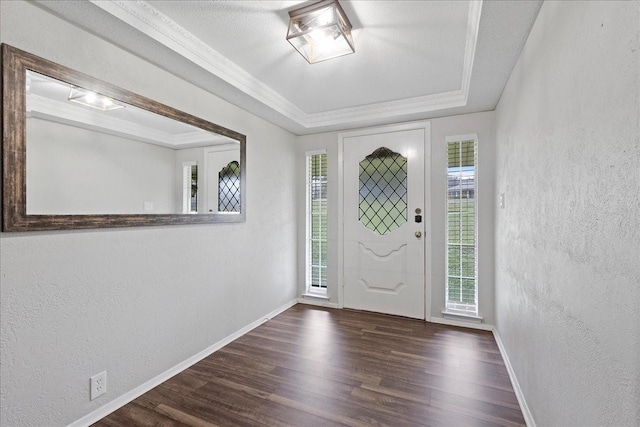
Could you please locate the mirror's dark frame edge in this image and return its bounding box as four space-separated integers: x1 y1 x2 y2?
1 44 246 232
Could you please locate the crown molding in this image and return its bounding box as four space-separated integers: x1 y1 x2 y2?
90 0 482 131
462 0 482 99
306 89 467 127
90 0 309 124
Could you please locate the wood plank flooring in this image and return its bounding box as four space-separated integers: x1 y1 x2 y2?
93 305 525 426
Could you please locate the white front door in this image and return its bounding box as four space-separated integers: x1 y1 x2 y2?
205 145 240 213
342 125 426 319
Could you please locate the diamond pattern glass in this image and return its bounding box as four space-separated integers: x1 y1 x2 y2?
358 147 407 235
218 161 240 212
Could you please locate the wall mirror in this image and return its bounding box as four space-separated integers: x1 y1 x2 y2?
2 44 246 231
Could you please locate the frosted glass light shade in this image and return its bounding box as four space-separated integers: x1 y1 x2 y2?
68 86 125 111
287 0 354 64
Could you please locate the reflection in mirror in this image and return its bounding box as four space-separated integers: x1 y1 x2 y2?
218 161 241 213
2 44 246 231
26 71 240 216
182 162 198 214
204 146 240 213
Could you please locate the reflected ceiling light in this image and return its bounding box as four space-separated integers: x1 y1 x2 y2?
68 86 125 111
287 0 355 64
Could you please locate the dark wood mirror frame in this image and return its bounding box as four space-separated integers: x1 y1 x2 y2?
2 44 246 231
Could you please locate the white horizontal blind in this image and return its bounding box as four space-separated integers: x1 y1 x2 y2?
307 151 327 295
446 138 477 315
182 162 197 214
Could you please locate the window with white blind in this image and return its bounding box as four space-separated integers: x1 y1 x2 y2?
446 136 478 315
182 162 198 214
218 161 241 213
306 151 328 295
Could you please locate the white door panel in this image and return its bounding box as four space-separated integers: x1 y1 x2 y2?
205 146 239 213
342 127 426 319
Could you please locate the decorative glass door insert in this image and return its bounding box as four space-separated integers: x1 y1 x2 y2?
218 160 240 212
358 147 407 235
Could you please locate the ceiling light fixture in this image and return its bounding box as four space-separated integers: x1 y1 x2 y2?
287 0 355 64
68 86 125 111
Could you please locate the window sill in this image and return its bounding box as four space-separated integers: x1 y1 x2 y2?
441 310 483 324
301 293 329 301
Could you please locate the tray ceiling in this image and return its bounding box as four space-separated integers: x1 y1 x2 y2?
34 0 543 135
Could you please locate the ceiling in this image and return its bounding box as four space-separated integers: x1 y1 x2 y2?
34 0 543 135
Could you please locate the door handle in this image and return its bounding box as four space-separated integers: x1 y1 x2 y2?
415 231 422 238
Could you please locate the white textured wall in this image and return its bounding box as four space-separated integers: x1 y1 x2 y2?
494 1 640 426
0 1 297 426
296 111 495 325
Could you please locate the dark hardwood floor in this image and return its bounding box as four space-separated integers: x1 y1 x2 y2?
93 305 525 426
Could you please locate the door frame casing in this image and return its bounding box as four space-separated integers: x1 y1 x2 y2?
338 121 432 320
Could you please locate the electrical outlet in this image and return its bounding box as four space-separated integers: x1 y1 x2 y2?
90 371 107 400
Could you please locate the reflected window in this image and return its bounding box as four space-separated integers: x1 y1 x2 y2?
218 161 240 212
182 163 198 214
358 147 407 235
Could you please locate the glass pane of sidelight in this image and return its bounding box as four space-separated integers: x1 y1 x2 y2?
307 152 328 294
446 138 478 315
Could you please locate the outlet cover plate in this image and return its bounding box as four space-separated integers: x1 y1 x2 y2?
90 371 107 400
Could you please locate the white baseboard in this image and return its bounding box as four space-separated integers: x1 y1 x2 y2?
297 296 339 309
429 316 494 331
68 299 298 427
493 329 536 427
